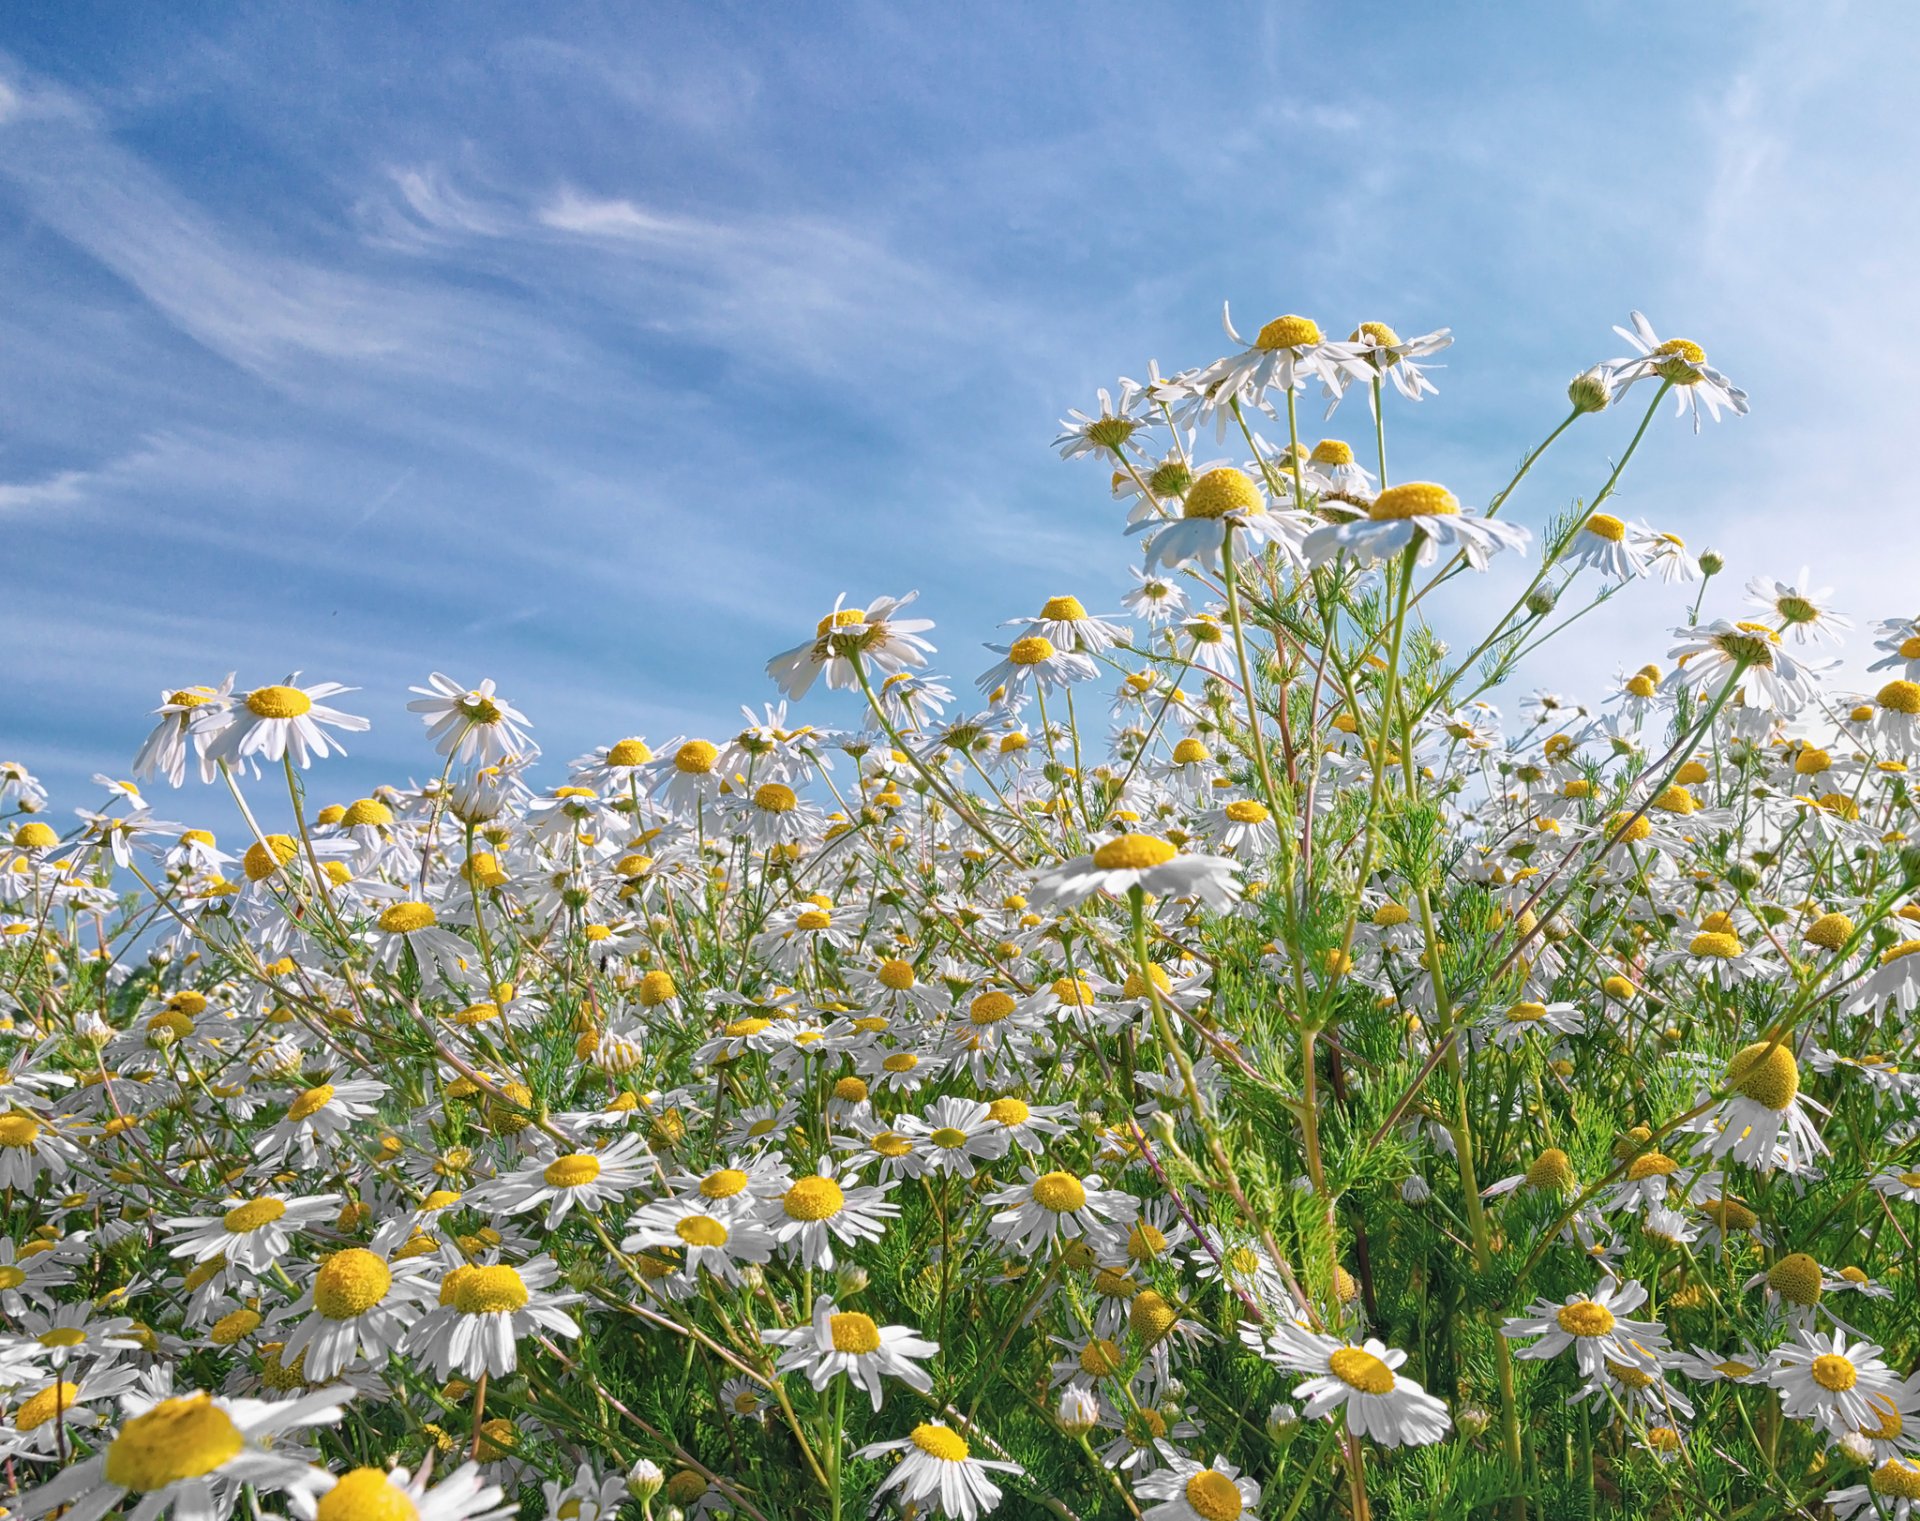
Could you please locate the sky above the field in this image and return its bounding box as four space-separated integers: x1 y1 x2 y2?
4 2 1916 809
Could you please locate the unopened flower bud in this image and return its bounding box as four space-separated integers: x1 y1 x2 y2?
627 1460 665 1502
1457 1405 1492 1439
1057 1386 1099 1436
1698 550 1725 577
1525 585 1558 618
1400 1174 1432 1204
1568 366 1613 413
835 1265 869 1298
1266 1402 1301 1442
1837 1431 1874 1465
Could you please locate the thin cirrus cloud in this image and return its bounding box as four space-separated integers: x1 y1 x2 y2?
1 2 1916 817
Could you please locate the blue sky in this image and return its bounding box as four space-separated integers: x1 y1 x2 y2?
4 2 1915 807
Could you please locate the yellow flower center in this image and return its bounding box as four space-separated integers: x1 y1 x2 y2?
1130 1290 1177 1345
988 1097 1031 1126
246 686 312 720
700 1168 749 1200
638 970 677 1006
1008 636 1055 666
453 1265 529 1315
877 958 916 991
1032 1171 1087 1212
1040 595 1087 620
1653 337 1706 381
783 1176 846 1221
544 1154 603 1189
243 834 300 881
1583 512 1626 543
1875 1460 1920 1500
1328 1345 1396 1394
1555 1301 1615 1337
316 1469 421 1521
1091 833 1178 870
287 1084 335 1122
1352 321 1402 348
224 1198 287 1234
674 741 719 775
1223 799 1268 823
909 1423 969 1461
210 1309 261 1345
104 1394 244 1491
675 1214 729 1248
340 799 393 829
754 783 797 814
1506 1002 1547 1024
930 1126 969 1149
1183 467 1261 521
1255 314 1323 349
1370 482 1459 521
1311 438 1354 465
0 1113 41 1148
1768 1252 1823 1305
829 1311 881 1354
1727 1040 1798 1110
607 738 651 766
1812 1354 1858 1392
795 909 832 931
1183 1470 1246 1521
1880 681 1920 715
970 991 1016 1025
314 1249 392 1319
882 1053 918 1072
39 1326 87 1348
378 902 436 934
1526 1148 1574 1190
14 1381 82 1432
1688 931 1741 958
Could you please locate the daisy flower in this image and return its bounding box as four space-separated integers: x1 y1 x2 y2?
765 593 937 701
1134 1448 1264 1519
367 899 483 996
11 1386 349 1521
292 1461 513 1521
1134 467 1285 576
621 1197 776 1286
164 1192 340 1275
853 1422 1020 1521
1768 1327 1902 1438
1194 307 1367 424
1340 320 1453 405
1666 621 1824 713
1303 482 1529 571
768 1159 899 1271
1502 1278 1667 1378
985 1167 1138 1258
407 1256 580 1380
1121 567 1190 626
1246 1324 1452 1447
1606 310 1748 431
1693 1039 1828 1175
1003 595 1130 655
198 677 368 775
1053 382 1150 461
1029 834 1239 912
975 635 1097 704
1479 999 1583 1051
1826 1458 1920 1520
133 680 234 788
1747 570 1852 646
1562 512 1657 581
406 674 537 766
277 1233 436 1382
763 1295 937 1411
251 1077 388 1167
471 1134 651 1226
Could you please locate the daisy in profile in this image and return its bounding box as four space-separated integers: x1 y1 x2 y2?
975 635 1097 704
854 1422 1021 1521
406 674 537 766
763 1295 937 1410
1341 320 1453 405
1665 621 1824 713
474 1134 652 1226
165 1191 341 1275
1303 482 1529 571
251 1075 388 1167
1029 833 1239 912
1121 566 1190 626
198 676 368 775
1004 596 1130 655
367 900 483 996
408 1255 581 1379
1693 1038 1828 1175
11 1386 349 1521
1054 383 1150 461
1134 467 1283 576
1562 512 1657 581
1870 618 1920 680
721 781 826 851
765 593 937 700
133 679 234 788
1244 1324 1452 1447
1134 1449 1264 1518
1195 307 1366 425
1478 999 1583 1052
622 1196 776 1286
292 1461 514 1521
1747 570 1852 646
1606 310 1749 431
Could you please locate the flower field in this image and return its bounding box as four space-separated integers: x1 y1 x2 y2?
6 305 1919 1520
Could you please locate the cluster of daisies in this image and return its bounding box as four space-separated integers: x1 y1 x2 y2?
2 304 1917 1521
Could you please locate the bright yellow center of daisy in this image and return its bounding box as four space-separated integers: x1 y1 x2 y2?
988 1097 1031 1126
1311 438 1354 465
877 958 916 990
104 1394 243 1491
314 1249 392 1319
674 741 718 774
1506 1002 1547 1024
1555 1300 1614 1337
287 1084 335 1122
15 1381 82 1432
242 834 299 880
544 1154 602 1189
1256 314 1322 349
39 1326 88 1348
1369 482 1459 521
676 1215 729 1247
1768 1252 1823 1305
970 991 1017 1024
700 1168 749 1200
246 686 312 720
1526 1149 1574 1190
223 1198 286 1233
0 1114 41 1147
1688 931 1740 958
1328 1346 1397 1394
753 783 797 814
340 799 393 828
795 910 832 931
1812 1354 1857 1392
607 738 651 766
1728 1040 1798 1109
316 1469 420 1521
784 1177 845 1221
1172 737 1209 764
1875 1461 1920 1500
1183 467 1261 520
829 1311 881 1354
378 902 436 934
1032 1171 1087 1212
930 1127 969 1149
909 1424 969 1461
1040 595 1087 620
453 1265 529 1315
1092 833 1178 870
1008 636 1055 666
1880 681 1920 715
1583 512 1626 542
1224 799 1269 823
1183 1470 1245 1521
1653 337 1706 380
